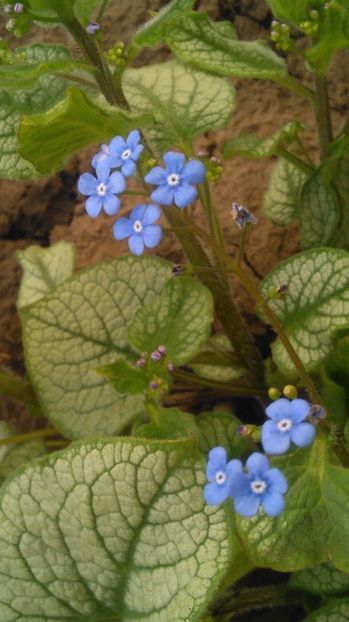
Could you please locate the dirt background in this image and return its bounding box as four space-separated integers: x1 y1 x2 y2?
1 0 349 430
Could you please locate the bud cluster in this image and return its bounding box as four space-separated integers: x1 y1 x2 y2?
299 9 320 35
106 42 127 66
197 151 223 182
270 20 291 52
135 345 175 398
3 2 32 37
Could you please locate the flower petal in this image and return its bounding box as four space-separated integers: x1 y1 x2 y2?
129 233 145 256
290 398 310 423
226 459 243 479
144 166 167 186
113 217 133 240
150 185 174 206
96 162 112 183
92 150 109 169
163 151 186 173
142 204 161 226
182 160 206 184
229 471 248 497
204 482 229 506
290 422 316 447
143 225 163 248
103 194 120 216
129 204 147 222
127 129 141 149
261 421 291 455
121 159 137 177
78 173 97 196
85 194 102 218
265 398 291 421
174 184 198 208
234 493 260 518
262 491 285 517
133 144 144 160
108 171 126 194
109 135 126 154
206 447 227 480
266 468 288 494
246 452 270 474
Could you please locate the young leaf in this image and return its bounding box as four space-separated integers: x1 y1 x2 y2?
123 60 235 154
223 122 304 159
127 276 214 365
265 0 309 25
262 159 307 226
299 171 339 249
17 241 75 309
0 437 235 621
235 438 349 572
19 87 152 175
290 563 349 596
21 256 173 439
134 407 204 443
0 44 70 180
191 334 244 382
196 412 254 459
302 598 349 622
133 0 194 47
260 248 349 374
165 13 287 81
98 359 148 395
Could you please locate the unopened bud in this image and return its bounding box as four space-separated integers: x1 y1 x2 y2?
149 380 159 390
4 4 11 13
268 387 282 401
6 18 16 30
14 2 24 12
309 404 326 420
237 425 252 437
172 263 184 277
151 351 162 362
167 362 175 372
283 384 298 400
136 357 146 368
158 345 167 355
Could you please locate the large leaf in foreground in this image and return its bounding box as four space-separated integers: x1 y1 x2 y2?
260 249 349 374
17 241 75 309
236 439 349 572
124 60 235 153
262 159 306 226
21 256 173 439
0 438 234 621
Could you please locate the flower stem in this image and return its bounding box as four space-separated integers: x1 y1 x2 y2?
314 74 333 159
0 428 59 447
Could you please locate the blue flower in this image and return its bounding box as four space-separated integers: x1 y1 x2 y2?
261 398 316 455
77 165 126 217
113 204 162 256
204 446 241 506
95 130 144 177
230 452 288 518
144 151 206 208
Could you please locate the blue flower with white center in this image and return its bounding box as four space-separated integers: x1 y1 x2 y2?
261 398 316 455
144 151 206 209
204 446 241 506
77 164 126 218
96 130 144 177
113 204 162 256
229 452 288 518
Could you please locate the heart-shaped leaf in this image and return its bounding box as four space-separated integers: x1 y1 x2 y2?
196 412 254 459
262 159 307 226
300 171 339 249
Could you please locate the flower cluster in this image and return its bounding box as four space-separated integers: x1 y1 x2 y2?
204 397 316 518
77 130 206 256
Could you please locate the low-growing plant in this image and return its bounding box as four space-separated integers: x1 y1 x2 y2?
1 0 349 619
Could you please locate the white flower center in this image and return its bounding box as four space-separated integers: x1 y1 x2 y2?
215 471 226 486
277 417 292 433
250 479 267 495
167 173 180 187
121 148 132 160
97 183 107 196
133 220 143 233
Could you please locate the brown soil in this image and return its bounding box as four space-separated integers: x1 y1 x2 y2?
1 0 349 431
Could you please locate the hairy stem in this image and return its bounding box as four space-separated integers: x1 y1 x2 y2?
314 74 333 159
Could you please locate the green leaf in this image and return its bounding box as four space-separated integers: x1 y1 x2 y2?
290 563 349 596
165 13 287 82
196 412 254 459
260 248 349 374
0 44 70 180
19 87 152 175
17 241 75 309
299 171 339 249
123 60 235 153
322 335 349 427
266 0 309 25
133 0 194 47
262 159 307 226
134 407 205 443
0 421 46 484
302 598 349 622
192 334 244 382
21 256 173 439
73 0 104 25
98 359 148 395
235 438 349 572
128 276 214 365
0 437 235 621
223 122 304 160
306 1 349 74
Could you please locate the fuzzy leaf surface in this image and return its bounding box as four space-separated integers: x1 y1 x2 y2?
98 359 148 395
260 249 349 374
17 241 75 309
19 87 152 175
262 159 307 225
0 51 90 90
0 44 70 180
128 276 214 365
123 60 235 153
134 407 204 443
300 171 339 249
290 563 349 596
223 122 304 159
165 13 287 81
0 438 234 621
133 0 194 47
21 257 173 439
